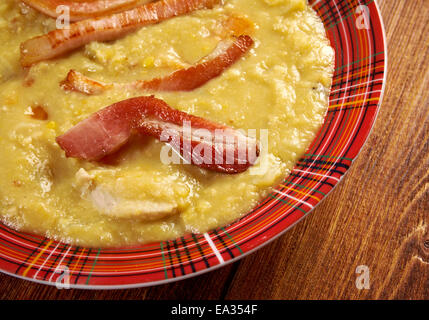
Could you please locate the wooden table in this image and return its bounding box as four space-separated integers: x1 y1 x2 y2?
1 0 428 300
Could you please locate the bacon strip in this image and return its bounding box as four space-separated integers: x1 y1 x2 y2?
21 0 152 22
62 35 254 95
20 0 221 67
56 96 259 174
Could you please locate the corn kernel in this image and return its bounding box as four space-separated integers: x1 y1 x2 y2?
46 121 56 130
143 56 155 68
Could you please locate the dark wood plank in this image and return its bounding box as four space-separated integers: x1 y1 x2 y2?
0 0 427 300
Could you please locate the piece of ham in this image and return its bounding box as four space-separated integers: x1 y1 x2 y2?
20 0 222 67
21 0 153 22
56 96 259 174
61 35 254 95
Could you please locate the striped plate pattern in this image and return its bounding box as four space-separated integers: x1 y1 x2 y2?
0 0 387 288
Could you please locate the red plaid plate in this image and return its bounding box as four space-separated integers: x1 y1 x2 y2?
0 0 387 288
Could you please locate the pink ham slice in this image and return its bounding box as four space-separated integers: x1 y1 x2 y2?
20 0 221 67
61 35 254 95
56 96 259 174
21 0 153 22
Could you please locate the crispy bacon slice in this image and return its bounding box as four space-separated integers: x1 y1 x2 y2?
20 0 221 67
56 96 259 174
61 69 110 94
21 0 152 22
62 35 254 95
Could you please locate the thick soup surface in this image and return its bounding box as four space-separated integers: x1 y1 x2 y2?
0 0 334 247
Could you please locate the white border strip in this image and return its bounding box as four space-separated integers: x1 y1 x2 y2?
203 233 224 265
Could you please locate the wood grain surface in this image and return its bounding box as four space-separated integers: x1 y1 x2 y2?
0 0 428 300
